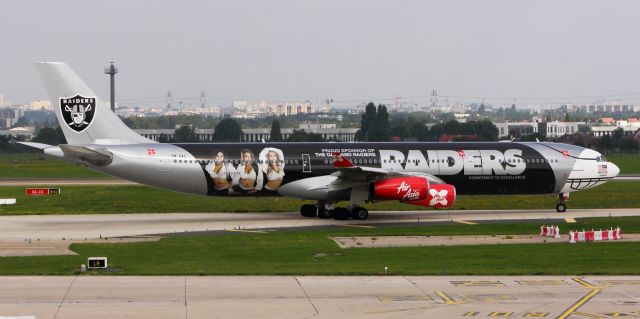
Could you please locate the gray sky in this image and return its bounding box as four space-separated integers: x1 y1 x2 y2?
2 0 640 107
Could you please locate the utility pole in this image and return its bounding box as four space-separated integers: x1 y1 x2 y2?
430 90 438 113
104 62 118 112
166 91 173 110
200 91 207 108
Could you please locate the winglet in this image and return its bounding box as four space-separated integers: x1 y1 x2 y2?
332 152 355 168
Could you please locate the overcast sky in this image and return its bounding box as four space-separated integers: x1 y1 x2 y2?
2 0 640 107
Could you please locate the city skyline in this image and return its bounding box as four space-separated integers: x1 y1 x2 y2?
1 0 640 107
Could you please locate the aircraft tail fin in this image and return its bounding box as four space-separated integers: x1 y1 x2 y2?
35 62 152 145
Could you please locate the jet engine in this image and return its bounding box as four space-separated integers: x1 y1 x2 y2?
404 183 457 208
371 176 429 201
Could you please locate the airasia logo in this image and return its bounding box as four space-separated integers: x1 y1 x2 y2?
429 189 449 206
396 181 421 201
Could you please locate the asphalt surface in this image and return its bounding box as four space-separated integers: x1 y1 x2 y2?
0 208 638 240
0 276 638 319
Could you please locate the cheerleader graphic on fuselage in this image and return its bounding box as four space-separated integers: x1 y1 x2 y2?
233 149 263 194
204 150 236 193
260 147 285 191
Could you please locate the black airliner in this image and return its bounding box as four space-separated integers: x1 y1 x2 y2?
22 62 619 220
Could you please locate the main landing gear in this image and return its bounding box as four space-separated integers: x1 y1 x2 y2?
300 203 369 220
556 193 568 213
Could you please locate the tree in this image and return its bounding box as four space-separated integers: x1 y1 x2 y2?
270 118 283 141
478 103 486 115
409 122 429 141
356 102 377 141
371 104 391 141
32 126 66 145
287 129 324 142
158 133 170 143
213 118 242 142
173 125 199 142
390 118 410 139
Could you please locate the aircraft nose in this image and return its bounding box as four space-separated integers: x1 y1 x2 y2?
609 162 620 178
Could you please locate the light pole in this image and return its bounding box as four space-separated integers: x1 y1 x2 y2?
104 62 118 112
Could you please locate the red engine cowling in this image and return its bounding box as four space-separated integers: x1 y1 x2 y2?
371 176 429 201
405 183 456 208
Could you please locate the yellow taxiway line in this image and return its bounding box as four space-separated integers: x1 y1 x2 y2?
434 291 465 305
341 224 376 229
556 278 603 319
226 229 268 234
453 220 478 225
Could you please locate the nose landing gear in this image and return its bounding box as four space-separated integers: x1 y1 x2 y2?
556 193 569 212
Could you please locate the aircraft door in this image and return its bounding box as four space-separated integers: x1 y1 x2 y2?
464 150 483 175
156 157 171 172
572 158 583 171
302 154 311 173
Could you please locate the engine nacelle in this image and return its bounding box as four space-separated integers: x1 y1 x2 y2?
371 176 429 201
405 183 457 208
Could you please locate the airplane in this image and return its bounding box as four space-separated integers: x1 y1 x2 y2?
20 62 620 220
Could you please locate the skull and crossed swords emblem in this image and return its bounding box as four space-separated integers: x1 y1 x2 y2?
60 95 96 132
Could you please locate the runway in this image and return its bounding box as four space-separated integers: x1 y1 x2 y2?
0 275 638 319
0 208 638 240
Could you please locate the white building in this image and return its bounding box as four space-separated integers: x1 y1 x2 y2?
541 121 585 138
494 121 587 138
494 122 539 138
135 126 358 143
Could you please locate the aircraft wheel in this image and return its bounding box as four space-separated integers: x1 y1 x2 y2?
333 207 350 220
318 209 333 219
300 204 316 217
351 207 369 220
556 203 567 213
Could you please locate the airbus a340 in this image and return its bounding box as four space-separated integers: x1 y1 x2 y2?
21 62 620 220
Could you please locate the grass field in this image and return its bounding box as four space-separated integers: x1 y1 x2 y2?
0 153 107 179
0 216 638 275
0 152 638 179
0 181 638 215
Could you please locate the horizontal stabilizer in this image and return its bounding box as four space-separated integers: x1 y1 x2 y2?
18 142 53 150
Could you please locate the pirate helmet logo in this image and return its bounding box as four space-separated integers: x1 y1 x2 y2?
60 95 96 132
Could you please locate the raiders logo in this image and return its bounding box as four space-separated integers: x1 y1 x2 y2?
60 95 96 132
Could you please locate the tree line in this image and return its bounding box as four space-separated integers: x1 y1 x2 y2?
356 102 499 141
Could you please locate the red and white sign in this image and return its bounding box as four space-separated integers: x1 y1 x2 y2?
26 188 61 196
147 148 156 156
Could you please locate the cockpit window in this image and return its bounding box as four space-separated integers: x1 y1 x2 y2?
596 155 608 162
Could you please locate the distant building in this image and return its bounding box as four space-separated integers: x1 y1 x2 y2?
0 108 19 128
494 121 587 138
600 117 615 125
0 126 35 139
135 126 358 143
591 125 639 137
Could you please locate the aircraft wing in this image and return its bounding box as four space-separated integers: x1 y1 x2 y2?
329 152 445 184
